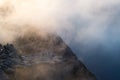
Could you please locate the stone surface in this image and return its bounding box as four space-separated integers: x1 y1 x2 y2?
0 33 97 80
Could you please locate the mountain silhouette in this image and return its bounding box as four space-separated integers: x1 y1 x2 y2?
0 32 96 80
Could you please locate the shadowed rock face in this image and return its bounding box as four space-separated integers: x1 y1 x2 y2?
0 33 97 80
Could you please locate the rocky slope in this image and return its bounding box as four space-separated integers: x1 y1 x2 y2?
0 32 96 80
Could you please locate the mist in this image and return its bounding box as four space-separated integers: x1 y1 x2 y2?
0 0 120 44
0 0 120 80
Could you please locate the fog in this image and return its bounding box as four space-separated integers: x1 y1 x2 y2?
0 0 120 80
0 0 120 44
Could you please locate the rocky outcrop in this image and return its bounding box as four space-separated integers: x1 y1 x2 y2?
0 33 96 80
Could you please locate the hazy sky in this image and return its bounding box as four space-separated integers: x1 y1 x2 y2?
0 0 120 44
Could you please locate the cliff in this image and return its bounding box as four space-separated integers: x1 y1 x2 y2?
0 33 96 80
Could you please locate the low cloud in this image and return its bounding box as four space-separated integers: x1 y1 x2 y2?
0 0 120 45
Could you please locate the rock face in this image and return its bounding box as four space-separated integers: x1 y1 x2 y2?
0 33 96 80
